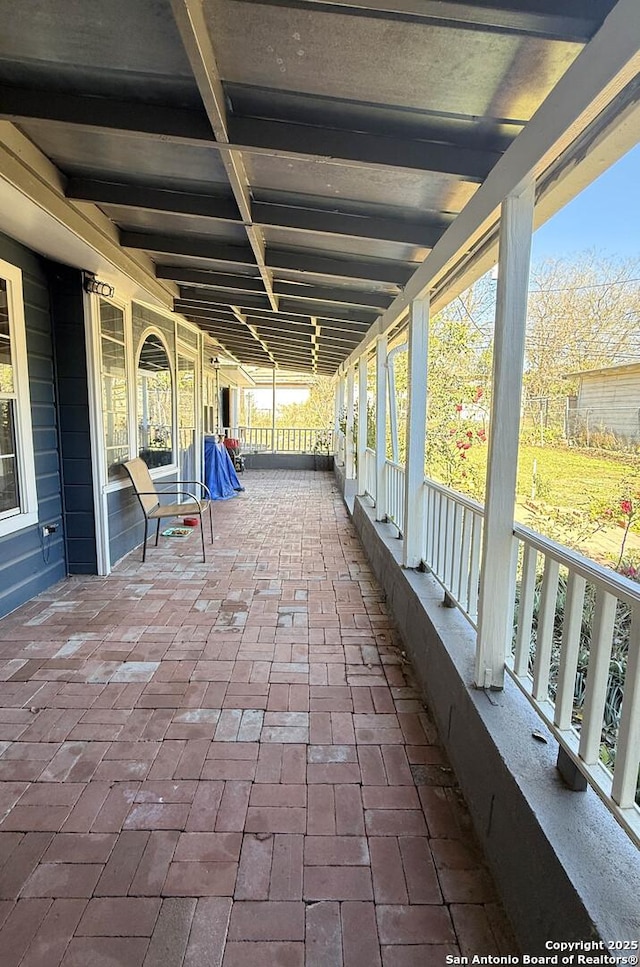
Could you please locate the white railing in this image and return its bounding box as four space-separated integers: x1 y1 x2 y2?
408 474 640 844
422 477 484 627
219 426 333 454
351 458 640 841
509 525 640 847
364 448 376 501
384 460 405 534
419 476 639 845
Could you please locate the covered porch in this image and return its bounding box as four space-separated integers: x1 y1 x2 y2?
0 470 514 965
0 0 639 956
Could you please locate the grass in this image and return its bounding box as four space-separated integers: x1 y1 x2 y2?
465 442 635 510
515 445 633 511
461 442 640 565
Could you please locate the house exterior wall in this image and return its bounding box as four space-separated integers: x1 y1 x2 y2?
0 233 66 618
0 230 227 590
47 262 98 575
106 481 148 569
576 369 640 441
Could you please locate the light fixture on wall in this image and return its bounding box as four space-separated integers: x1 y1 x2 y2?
83 273 115 298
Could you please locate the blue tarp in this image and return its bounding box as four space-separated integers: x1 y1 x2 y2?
204 438 245 500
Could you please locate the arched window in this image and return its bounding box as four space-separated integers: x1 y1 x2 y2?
137 333 173 468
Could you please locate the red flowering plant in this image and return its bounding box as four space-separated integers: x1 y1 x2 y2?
426 385 488 498
612 491 640 570
618 559 640 584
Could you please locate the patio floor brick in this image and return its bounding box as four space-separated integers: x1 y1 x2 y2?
0 470 517 964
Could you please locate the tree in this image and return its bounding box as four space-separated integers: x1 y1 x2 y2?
239 376 336 429
388 310 490 496
524 252 640 400
424 312 491 495
276 377 334 428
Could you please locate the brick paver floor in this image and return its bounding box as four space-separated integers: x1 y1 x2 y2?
0 470 517 966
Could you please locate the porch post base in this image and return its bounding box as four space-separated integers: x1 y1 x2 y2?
557 746 588 792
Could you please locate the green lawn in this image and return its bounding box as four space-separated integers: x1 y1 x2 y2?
514 445 634 511
461 443 640 564
463 442 635 511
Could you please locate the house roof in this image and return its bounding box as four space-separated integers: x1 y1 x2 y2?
0 0 638 374
565 361 640 380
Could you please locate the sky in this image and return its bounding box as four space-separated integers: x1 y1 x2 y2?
249 386 309 408
531 142 640 263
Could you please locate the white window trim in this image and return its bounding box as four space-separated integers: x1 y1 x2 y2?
176 338 202 483
84 290 110 575
0 258 38 538
104 463 179 495
98 295 131 483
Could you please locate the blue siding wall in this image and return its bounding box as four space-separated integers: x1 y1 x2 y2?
108 478 146 567
0 234 66 617
48 263 98 574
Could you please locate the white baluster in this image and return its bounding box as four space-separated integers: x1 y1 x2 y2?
579 589 617 765
514 544 538 678
532 557 560 701
611 604 640 808
554 572 586 730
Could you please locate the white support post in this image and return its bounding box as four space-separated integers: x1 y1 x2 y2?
345 366 355 480
375 335 388 520
476 178 535 690
271 367 277 452
388 355 399 464
229 387 239 436
357 355 368 496
334 374 344 455
387 342 407 464
403 296 429 568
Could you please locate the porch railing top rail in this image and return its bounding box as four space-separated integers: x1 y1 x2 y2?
513 522 640 607
421 474 485 518
217 426 334 455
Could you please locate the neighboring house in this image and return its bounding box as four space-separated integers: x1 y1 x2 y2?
566 362 640 445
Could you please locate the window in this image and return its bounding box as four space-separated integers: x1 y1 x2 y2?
0 281 18 515
0 261 37 536
99 300 129 477
137 333 173 468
